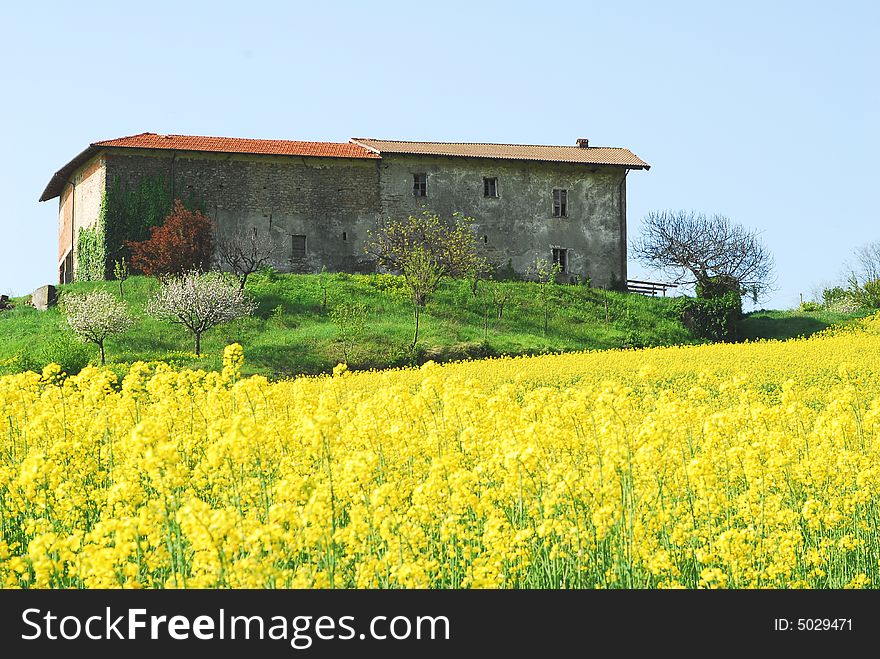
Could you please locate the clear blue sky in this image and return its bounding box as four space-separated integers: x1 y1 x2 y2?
2 1 877 308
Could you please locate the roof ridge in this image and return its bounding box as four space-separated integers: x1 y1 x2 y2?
99 132 359 146
353 137 628 150
93 131 156 146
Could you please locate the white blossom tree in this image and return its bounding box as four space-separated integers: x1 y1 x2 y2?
60 291 134 365
146 271 256 355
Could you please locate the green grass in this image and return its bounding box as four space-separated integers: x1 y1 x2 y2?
0 273 695 378
2 273 868 378
738 308 869 342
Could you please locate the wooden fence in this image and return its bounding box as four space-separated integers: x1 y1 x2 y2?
626 279 678 296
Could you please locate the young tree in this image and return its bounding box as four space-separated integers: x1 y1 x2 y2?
632 210 775 301
60 291 134 365
127 200 215 276
366 212 488 349
113 257 129 299
146 271 256 355
317 266 329 313
531 257 561 336
330 302 367 364
216 227 278 289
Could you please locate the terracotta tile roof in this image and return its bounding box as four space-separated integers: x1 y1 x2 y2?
351 138 650 169
96 132 380 159
40 132 379 201
41 133 649 202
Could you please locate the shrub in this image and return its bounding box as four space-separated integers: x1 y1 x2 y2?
695 274 740 299
675 291 741 341
20 334 92 374
851 279 880 310
822 286 849 306
127 200 214 276
799 301 823 312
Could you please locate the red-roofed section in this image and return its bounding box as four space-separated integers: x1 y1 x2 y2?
95 132 379 159
40 133 378 201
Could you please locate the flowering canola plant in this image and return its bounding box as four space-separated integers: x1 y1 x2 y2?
2 315 880 589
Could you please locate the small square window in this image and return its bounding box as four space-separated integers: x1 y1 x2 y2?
413 173 427 197
291 234 306 259
483 177 498 198
552 247 568 273
552 189 568 217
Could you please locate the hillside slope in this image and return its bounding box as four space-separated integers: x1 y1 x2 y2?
0 273 692 377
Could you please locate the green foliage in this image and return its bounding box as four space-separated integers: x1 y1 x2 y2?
850 279 880 310
675 292 741 341
695 274 740 299
351 273 408 297
822 286 849 306
76 224 106 282
21 334 92 374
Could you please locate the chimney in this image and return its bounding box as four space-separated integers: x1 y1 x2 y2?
576 138 590 148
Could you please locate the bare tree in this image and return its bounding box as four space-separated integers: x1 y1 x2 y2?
217 227 278 290
146 271 256 355
632 210 775 301
61 291 134 365
366 211 488 349
850 240 880 285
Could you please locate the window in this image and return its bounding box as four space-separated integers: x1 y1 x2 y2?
291 234 306 259
483 177 498 197
413 173 427 197
342 231 347 241
552 248 568 273
552 189 568 217
482 234 489 244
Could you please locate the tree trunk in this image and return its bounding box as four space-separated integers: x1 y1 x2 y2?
99 341 106 366
239 273 248 290
195 332 201 356
411 303 421 350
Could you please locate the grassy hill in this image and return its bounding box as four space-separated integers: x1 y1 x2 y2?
737 308 868 341
0 272 694 378
2 272 867 379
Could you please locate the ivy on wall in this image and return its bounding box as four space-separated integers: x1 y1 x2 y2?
102 173 174 278
71 172 206 281
101 173 204 278
75 222 106 281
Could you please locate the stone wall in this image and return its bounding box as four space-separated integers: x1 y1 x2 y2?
103 149 381 274
61 148 630 285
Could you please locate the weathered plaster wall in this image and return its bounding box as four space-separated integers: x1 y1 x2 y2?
58 156 105 280
72 149 630 285
377 154 628 286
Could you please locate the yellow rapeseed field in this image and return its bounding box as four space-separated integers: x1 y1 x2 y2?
2 315 880 589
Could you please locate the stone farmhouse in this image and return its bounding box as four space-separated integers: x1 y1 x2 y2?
40 133 649 286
